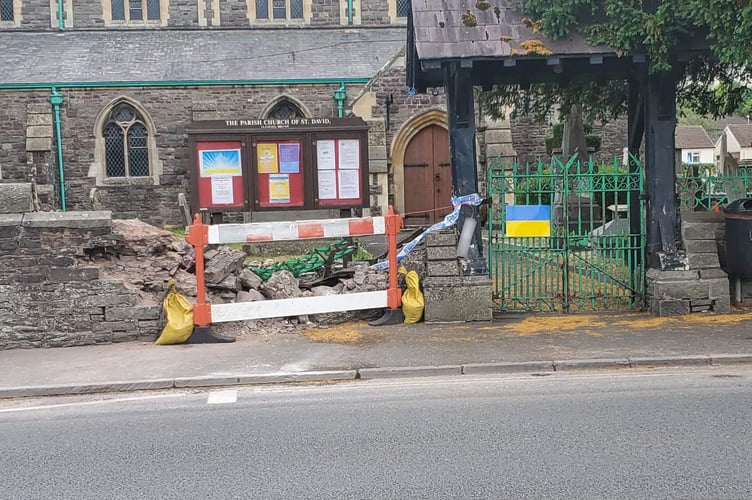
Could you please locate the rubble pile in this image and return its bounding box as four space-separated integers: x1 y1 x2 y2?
86 220 393 336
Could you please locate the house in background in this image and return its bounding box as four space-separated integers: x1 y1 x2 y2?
715 123 752 174
675 125 714 166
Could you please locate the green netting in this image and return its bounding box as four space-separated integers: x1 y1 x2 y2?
249 239 357 281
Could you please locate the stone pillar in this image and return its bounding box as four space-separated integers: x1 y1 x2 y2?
422 231 493 322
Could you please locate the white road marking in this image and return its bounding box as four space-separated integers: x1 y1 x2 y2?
207 389 237 404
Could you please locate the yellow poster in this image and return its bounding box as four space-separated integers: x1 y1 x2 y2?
257 143 278 173
269 174 290 203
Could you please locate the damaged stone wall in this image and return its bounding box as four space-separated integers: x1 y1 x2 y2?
0 211 161 350
0 210 394 349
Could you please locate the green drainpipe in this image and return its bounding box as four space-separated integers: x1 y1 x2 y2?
333 83 347 118
50 88 66 211
347 0 353 24
57 0 64 29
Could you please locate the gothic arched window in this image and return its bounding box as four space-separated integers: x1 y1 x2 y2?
103 104 151 178
268 101 305 120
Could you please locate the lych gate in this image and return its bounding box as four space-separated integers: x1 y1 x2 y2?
406 0 723 314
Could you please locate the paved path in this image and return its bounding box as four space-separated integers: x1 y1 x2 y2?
2 310 752 398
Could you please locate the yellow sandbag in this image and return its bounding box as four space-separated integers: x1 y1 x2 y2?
401 270 425 324
155 285 195 345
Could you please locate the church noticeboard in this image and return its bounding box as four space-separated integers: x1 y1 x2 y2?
187 118 369 213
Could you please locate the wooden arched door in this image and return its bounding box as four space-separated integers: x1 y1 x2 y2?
402 125 452 225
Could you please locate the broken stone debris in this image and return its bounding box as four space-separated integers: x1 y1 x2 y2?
85 219 393 337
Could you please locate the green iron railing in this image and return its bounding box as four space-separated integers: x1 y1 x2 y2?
487 155 646 313
676 165 752 211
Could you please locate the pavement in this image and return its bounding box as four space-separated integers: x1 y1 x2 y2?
2 309 752 399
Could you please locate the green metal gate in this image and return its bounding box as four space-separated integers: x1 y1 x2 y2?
487 156 646 313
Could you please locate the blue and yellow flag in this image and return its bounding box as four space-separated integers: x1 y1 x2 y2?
505 205 551 237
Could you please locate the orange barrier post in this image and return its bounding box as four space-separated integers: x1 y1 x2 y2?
369 205 405 326
386 205 403 310
185 214 211 327
183 214 234 343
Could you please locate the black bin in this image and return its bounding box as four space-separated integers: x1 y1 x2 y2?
724 198 752 279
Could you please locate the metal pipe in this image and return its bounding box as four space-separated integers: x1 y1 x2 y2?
347 0 353 24
735 277 742 304
333 82 347 118
57 0 64 29
49 87 66 211
0 77 370 91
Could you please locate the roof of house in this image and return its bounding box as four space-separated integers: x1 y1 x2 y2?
0 29 405 84
727 124 752 148
675 125 714 149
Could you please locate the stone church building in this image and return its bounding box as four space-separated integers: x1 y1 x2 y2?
0 0 623 227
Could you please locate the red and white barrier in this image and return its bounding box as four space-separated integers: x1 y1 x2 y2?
185 208 403 328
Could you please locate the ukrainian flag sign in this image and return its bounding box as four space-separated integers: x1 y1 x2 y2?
505 205 551 237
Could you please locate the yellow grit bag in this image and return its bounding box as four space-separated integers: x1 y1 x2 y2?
401 269 425 324
155 283 195 345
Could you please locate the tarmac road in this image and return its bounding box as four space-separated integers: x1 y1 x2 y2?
2 367 752 499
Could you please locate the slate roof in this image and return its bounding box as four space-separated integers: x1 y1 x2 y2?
675 126 714 149
727 124 752 148
0 29 405 84
410 0 612 62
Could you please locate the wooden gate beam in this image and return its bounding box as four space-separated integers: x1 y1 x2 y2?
643 68 682 269
444 61 487 275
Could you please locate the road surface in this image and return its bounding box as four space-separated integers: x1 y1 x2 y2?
2 367 751 499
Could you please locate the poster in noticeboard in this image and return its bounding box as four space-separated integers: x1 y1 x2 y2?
255 140 304 208
316 138 362 204
196 141 246 210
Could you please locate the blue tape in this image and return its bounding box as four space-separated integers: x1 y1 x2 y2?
373 193 482 271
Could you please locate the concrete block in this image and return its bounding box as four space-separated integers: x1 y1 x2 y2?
462 361 553 375
713 297 731 313
427 245 458 260
704 277 730 299
0 214 23 226
646 269 700 281
237 370 357 384
650 298 690 316
681 221 723 240
424 278 493 322
174 376 241 388
553 358 631 371
652 280 708 300
26 113 52 126
684 239 718 254
687 252 720 269
358 365 462 379
486 143 517 158
427 260 460 277
426 231 456 247
26 125 52 139
0 184 32 214
22 211 112 229
369 158 388 173
26 137 52 152
368 144 387 160
629 355 711 367
700 268 728 279
709 354 752 365
484 128 513 145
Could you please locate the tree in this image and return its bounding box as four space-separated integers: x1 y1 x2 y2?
479 0 752 123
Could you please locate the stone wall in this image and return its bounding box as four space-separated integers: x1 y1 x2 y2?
16 0 52 29
511 115 628 167
0 211 160 350
11 0 406 29
647 211 731 316
0 84 365 227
